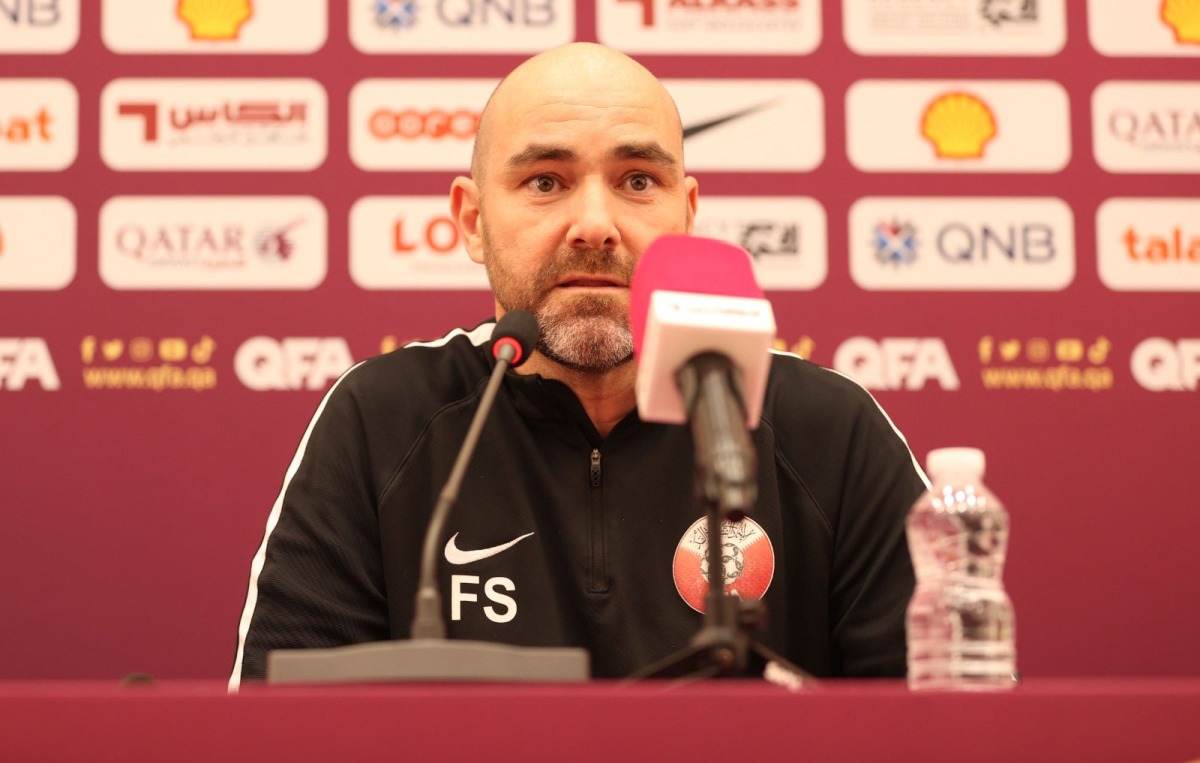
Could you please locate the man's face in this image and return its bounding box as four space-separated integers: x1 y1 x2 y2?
457 68 698 373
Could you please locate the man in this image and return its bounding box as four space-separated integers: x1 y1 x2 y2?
230 43 927 688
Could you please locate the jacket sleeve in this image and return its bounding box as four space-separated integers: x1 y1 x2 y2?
230 367 390 686
828 383 927 677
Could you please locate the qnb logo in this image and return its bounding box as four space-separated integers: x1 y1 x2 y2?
234 337 353 391
450 575 517 623
434 0 556 27
873 220 918 267
0 0 62 26
393 215 461 254
368 109 479 140
921 92 997 159
833 337 960 391
1131 338 1200 392
0 338 60 391
937 222 1056 263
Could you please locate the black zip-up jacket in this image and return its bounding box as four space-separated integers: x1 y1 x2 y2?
231 322 927 685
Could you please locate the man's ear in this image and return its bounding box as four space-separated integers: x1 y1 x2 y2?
684 176 699 233
450 176 485 264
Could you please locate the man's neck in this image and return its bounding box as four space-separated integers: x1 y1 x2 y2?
516 353 637 438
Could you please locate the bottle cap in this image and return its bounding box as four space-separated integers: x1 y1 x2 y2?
926 447 986 482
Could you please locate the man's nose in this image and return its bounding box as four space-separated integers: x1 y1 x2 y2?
566 179 620 250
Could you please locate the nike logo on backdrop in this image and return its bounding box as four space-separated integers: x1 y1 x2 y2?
682 100 777 140
444 532 535 565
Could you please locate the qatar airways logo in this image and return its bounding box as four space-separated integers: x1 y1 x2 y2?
350 79 495 171
101 78 327 171
598 0 818 54
1093 82 1200 173
349 196 489 290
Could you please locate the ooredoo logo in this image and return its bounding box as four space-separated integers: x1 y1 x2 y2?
1132 338 1200 391
833 337 960 391
1097 198 1200 291
234 337 354 391
849 197 1074 291
349 196 489 290
0 196 75 290
846 79 1069 173
0 79 77 171
101 78 327 171
843 0 1065 56
0 0 80 53
673 517 774 614
99 196 327 290
1093 82 1200 173
921 92 997 159
0 338 60 391
101 0 326 53
350 79 495 171
598 0 818 55
351 0 574 53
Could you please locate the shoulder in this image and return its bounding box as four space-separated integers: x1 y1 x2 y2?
763 350 882 425
338 322 495 403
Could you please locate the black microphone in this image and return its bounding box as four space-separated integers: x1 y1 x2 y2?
267 311 589 683
412 309 537 639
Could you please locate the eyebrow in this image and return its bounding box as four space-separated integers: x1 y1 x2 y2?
503 141 679 172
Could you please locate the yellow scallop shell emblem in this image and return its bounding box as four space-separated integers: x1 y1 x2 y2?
921 92 997 160
177 0 254 41
1162 0 1200 44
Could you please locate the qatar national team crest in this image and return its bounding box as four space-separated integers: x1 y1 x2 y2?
673 516 775 613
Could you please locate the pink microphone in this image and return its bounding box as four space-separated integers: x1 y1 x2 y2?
630 234 776 428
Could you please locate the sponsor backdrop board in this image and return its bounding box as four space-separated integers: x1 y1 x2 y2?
1 1 1198 682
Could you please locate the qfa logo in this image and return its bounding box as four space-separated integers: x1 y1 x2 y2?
1131 338 1200 392
833 337 960 391
234 337 354 391
0 338 60 391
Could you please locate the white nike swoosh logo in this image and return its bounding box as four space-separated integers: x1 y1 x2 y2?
444 532 534 565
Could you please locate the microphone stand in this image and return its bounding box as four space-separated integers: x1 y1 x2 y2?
631 353 815 685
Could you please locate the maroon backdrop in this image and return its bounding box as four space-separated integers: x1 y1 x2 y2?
2 2 1197 680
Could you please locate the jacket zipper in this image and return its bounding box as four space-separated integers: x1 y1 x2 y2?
589 448 608 593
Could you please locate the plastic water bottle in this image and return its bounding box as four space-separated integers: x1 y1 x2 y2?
906 447 1016 690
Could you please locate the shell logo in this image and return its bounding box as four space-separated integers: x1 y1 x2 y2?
1162 0 1200 44
920 92 997 160
177 0 254 41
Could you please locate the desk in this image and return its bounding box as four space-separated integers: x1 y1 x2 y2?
2 679 1198 761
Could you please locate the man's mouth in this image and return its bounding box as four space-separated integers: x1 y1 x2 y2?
555 275 625 289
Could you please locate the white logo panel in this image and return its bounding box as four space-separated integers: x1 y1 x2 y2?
0 78 78 171
0 0 80 53
1088 0 1200 57
668 80 824 172
99 196 327 290
102 0 327 53
843 0 1065 56
349 79 497 172
846 80 1070 173
1097 198 1200 292
0 197 75 290
597 0 820 55
350 0 574 53
100 78 327 171
1093 82 1200 174
849 197 1075 291
350 196 489 290
692 196 826 290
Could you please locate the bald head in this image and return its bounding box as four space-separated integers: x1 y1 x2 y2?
470 43 684 183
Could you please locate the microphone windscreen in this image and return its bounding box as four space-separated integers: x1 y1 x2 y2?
630 234 764 358
491 309 539 367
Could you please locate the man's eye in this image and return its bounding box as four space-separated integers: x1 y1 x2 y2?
527 176 559 193
625 174 657 192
